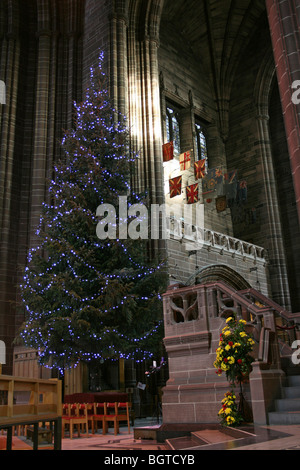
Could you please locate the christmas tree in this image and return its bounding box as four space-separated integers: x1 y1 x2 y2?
19 52 167 373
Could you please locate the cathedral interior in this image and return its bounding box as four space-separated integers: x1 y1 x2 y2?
0 0 299 418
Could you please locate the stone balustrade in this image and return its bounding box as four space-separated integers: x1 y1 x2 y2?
168 215 266 262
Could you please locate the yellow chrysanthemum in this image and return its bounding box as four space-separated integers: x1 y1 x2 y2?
226 416 235 424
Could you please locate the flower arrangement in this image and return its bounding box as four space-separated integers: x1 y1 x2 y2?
214 315 255 385
218 391 243 427
214 315 255 426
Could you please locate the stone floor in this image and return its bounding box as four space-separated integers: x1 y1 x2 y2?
1 418 300 452
60 420 300 451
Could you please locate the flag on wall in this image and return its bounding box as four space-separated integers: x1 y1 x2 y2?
180 151 191 171
215 168 226 196
186 183 199 204
194 159 206 179
224 170 237 185
203 168 217 194
237 180 248 204
224 170 238 206
215 168 223 180
169 175 182 198
216 196 227 213
162 142 174 162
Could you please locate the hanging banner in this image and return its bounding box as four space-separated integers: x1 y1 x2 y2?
203 168 217 194
162 142 174 162
216 196 227 213
179 151 191 171
194 159 206 180
169 175 182 198
186 183 199 204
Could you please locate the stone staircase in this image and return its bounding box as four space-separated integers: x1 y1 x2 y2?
268 375 300 425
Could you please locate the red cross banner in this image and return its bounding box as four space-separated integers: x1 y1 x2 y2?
169 175 182 198
162 142 174 162
194 159 206 179
180 151 191 171
186 183 199 204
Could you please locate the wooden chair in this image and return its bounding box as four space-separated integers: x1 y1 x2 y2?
62 403 89 439
73 404 89 438
86 403 95 433
62 403 71 439
117 402 131 433
91 402 106 434
103 402 131 435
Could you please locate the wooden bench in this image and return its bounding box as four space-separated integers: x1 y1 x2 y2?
0 375 62 450
26 425 53 445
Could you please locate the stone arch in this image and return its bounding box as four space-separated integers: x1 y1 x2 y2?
128 0 163 40
253 49 276 117
187 264 251 291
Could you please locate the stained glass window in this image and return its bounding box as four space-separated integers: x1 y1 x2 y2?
166 106 181 155
195 122 208 168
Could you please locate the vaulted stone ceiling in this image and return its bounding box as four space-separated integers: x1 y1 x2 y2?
159 0 268 140
160 0 267 81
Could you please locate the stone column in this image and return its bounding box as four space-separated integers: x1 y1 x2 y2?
266 0 300 224
0 0 21 375
110 12 128 118
29 1 52 248
126 23 166 255
255 113 291 310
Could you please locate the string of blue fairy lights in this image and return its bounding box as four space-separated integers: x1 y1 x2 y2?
20 51 165 368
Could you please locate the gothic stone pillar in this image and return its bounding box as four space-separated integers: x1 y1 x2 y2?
266 0 300 224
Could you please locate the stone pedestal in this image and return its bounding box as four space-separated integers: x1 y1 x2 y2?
161 284 231 424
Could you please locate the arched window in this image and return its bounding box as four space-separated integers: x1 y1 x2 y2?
195 122 208 168
166 105 181 155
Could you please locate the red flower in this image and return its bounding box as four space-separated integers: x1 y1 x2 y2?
228 341 233 347
237 359 243 364
224 358 228 363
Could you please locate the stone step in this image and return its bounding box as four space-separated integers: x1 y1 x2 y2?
288 375 300 387
268 411 300 425
282 386 300 399
275 398 300 412
268 375 300 424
